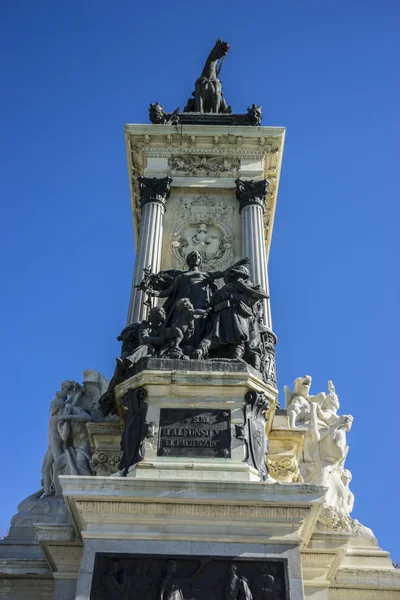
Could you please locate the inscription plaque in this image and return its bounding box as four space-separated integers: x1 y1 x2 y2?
157 408 231 458
91 553 288 599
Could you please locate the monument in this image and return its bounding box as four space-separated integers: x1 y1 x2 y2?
1 40 399 600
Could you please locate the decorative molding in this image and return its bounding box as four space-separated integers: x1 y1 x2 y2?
47 545 82 559
75 501 309 520
169 155 240 176
143 146 267 160
92 451 122 476
329 590 400 599
267 456 301 483
0 578 54 590
301 552 336 566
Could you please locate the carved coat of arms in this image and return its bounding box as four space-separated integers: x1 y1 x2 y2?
171 195 235 270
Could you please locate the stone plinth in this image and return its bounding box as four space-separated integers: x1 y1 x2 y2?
60 475 326 600
113 359 277 482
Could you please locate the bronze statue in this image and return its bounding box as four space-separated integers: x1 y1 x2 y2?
184 39 231 114
193 264 268 361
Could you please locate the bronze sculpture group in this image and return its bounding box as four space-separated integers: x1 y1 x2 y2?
123 252 269 367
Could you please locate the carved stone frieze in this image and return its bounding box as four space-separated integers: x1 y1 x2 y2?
169 155 240 176
330 590 400 599
300 552 336 567
0 579 54 591
46 545 82 559
75 500 309 520
171 195 235 270
144 145 266 160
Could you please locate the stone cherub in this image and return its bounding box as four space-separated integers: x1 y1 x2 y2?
284 375 326 428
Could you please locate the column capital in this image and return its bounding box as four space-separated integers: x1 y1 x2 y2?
137 176 173 209
235 178 269 213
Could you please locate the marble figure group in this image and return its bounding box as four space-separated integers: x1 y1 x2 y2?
41 371 108 496
285 376 354 515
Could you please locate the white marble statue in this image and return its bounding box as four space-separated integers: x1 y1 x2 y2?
285 377 355 515
41 382 78 496
284 375 325 428
41 370 109 496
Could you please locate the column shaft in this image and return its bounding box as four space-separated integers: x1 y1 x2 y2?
127 201 165 324
241 204 272 327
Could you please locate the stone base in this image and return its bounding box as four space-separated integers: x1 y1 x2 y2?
113 361 278 483
120 458 262 482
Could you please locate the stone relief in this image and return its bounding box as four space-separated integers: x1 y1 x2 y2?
171 195 234 271
284 376 354 515
169 155 240 176
41 370 108 496
316 505 375 538
119 387 155 475
236 391 270 481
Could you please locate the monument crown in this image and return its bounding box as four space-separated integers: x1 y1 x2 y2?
149 38 263 126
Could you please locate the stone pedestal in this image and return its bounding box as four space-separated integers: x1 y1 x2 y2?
112 359 277 483
60 475 326 600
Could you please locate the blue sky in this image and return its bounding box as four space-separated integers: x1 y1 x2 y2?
1 0 399 557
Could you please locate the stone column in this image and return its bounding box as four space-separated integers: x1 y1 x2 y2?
235 178 272 327
236 178 278 389
127 176 172 324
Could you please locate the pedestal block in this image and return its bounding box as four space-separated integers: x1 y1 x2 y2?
113 359 278 482
60 475 326 600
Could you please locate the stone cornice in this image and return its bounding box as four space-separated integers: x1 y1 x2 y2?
124 123 285 263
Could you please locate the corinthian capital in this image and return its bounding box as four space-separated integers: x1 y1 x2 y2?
137 176 173 209
235 178 269 213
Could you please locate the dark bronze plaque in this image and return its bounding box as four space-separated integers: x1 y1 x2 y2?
91 553 288 599
157 408 231 458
